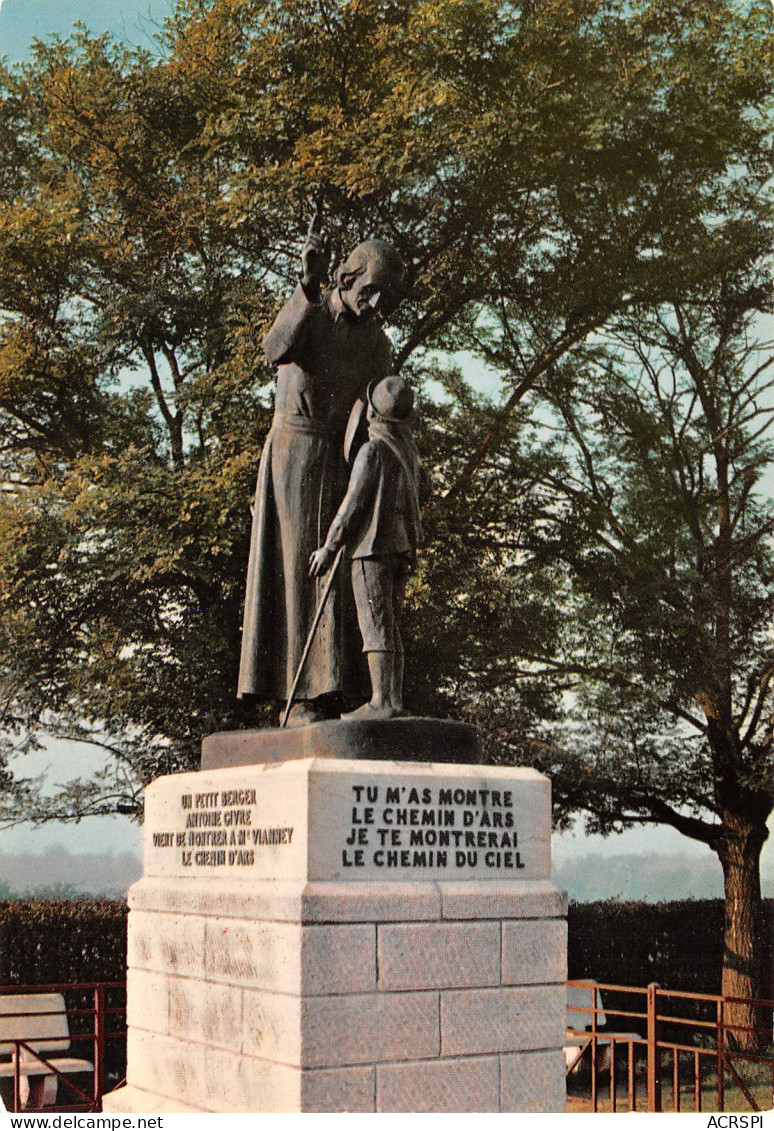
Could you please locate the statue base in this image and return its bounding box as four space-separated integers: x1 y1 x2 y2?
104 747 567 1112
202 716 482 769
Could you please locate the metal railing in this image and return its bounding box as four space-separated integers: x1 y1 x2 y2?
0 982 127 1112
3 977 770 1112
566 978 774 1113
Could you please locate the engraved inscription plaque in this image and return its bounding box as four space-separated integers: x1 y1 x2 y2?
143 760 550 882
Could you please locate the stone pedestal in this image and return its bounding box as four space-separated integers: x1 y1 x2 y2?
201 716 482 768
104 755 567 1113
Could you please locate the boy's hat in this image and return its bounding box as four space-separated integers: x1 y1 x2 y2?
367 375 414 421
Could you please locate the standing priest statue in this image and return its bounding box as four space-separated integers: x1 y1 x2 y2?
237 218 406 726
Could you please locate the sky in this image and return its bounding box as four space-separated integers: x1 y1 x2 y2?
0 0 771 901
0 0 175 61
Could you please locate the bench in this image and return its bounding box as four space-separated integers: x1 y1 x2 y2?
0 993 94 1110
565 979 641 1073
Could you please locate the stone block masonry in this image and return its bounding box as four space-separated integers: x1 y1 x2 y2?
103 757 567 1113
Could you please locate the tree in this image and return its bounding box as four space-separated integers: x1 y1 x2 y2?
392 0 774 1034
541 284 772 1046
420 258 773 1039
0 0 771 1030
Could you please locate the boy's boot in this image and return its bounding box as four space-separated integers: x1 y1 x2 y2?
391 651 408 716
343 652 403 719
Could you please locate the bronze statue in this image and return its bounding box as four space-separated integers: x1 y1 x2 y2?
237 220 405 725
310 375 428 719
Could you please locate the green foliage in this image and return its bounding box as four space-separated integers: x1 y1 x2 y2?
515 290 774 844
568 899 774 999
0 899 127 983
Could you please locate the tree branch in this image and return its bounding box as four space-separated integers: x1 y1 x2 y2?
443 316 601 501
141 335 184 466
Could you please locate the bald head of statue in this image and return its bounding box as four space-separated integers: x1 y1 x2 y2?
336 239 405 321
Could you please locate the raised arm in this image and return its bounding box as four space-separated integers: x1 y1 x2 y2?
263 214 331 364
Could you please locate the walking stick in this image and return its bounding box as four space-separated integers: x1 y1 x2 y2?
280 546 345 728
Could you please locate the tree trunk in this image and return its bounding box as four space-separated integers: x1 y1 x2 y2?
715 825 769 1052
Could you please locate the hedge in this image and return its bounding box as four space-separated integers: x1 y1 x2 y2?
568 899 774 999
0 899 127 985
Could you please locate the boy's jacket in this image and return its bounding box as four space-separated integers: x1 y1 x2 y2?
325 429 429 560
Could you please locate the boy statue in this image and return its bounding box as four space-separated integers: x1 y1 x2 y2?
309 375 429 719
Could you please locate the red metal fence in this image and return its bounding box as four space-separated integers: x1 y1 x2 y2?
0 982 126 1112
566 978 774 1113
2 978 771 1112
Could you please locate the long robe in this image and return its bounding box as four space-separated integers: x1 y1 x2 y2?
237 284 393 700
